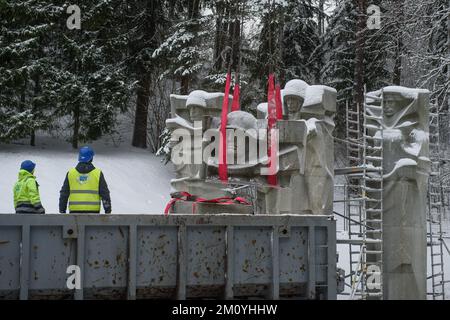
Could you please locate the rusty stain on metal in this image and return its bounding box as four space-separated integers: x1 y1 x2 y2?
118 227 124 238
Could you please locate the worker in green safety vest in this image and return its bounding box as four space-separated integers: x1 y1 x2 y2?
13 160 45 214
59 146 111 214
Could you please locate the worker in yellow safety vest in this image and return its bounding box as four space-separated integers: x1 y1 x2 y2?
13 160 45 214
59 146 111 214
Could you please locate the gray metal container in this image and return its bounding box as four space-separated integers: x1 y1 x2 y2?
0 214 336 300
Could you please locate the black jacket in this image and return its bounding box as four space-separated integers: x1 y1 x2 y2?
59 162 112 213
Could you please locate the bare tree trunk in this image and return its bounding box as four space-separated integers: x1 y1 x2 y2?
132 73 151 148
180 76 189 95
30 128 35 147
447 0 450 112
177 0 201 94
227 1 241 72
392 0 405 85
130 0 160 148
353 0 367 119
392 39 403 85
318 0 325 36
72 104 80 149
214 0 227 71
30 74 40 146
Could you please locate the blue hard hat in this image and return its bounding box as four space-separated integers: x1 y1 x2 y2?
21 160 36 173
78 146 95 163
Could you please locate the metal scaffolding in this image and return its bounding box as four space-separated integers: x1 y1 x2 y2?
335 89 384 300
336 95 449 300
427 103 447 300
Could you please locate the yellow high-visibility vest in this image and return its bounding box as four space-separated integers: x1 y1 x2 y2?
68 168 101 212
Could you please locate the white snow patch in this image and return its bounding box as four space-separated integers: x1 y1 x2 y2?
410 128 428 143
303 85 337 107
376 128 402 141
383 86 429 99
403 143 422 157
186 90 208 107
305 118 318 135
383 158 418 179
166 114 194 130
227 111 257 130
396 121 418 128
257 102 268 118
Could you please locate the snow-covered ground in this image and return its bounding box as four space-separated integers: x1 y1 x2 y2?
0 135 174 214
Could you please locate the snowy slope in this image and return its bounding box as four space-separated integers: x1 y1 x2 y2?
0 136 174 214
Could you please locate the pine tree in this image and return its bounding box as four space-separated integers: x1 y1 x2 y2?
320 0 356 137
49 0 131 149
281 0 320 84
248 0 321 99
320 0 390 137
251 1 285 93
152 0 210 95
0 0 59 144
128 0 166 149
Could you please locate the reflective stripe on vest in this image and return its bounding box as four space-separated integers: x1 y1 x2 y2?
68 168 101 212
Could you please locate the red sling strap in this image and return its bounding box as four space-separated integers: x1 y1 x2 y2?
267 74 278 186
231 83 240 111
164 192 251 215
218 72 232 182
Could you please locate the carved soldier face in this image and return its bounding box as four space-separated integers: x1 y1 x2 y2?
382 92 416 128
284 95 304 118
189 105 205 122
384 97 402 117
383 92 413 126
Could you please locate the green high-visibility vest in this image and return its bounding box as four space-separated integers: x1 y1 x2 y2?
68 168 101 212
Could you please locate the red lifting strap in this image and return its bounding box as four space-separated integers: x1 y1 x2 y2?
231 83 240 111
218 72 232 182
267 74 278 186
275 83 283 120
164 192 251 215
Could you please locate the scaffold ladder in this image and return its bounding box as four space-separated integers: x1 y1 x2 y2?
427 104 446 300
362 89 384 300
349 88 384 300
345 100 366 298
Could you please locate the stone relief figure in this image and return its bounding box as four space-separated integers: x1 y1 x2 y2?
206 110 268 182
365 86 430 300
254 80 336 215
297 85 337 215
165 82 336 215
256 80 308 214
166 90 231 200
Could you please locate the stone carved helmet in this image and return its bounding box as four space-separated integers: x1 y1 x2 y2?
283 79 308 117
225 111 259 165
186 90 208 122
226 111 258 138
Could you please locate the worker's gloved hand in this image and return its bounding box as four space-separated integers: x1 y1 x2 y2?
103 200 112 214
